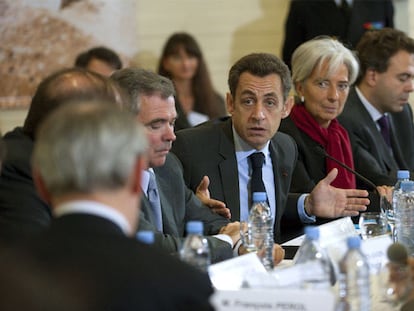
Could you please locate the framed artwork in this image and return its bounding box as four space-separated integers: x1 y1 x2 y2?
0 0 137 110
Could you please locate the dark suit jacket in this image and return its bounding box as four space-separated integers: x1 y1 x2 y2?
282 0 394 67
279 117 326 194
279 115 381 216
171 117 302 243
0 127 51 245
338 88 414 187
137 153 233 263
5 213 214 311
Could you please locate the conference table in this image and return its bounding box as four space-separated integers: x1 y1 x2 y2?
209 217 403 311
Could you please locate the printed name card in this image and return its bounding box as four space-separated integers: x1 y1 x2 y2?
361 234 392 274
208 252 267 290
211 289 335 311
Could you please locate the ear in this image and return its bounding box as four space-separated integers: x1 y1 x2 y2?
226 92 235 115
365 68 377 87
281 95 294 119
295 81 304 98
32 168 52 204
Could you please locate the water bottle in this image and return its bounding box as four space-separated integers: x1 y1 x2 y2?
391 170 410 222
293 226 333 289
180 221 211 272
247 192 274 271
136 230 155 244
394 180 414 256
336 236 370 311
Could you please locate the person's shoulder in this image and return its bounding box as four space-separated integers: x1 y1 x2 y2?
176 116 230 138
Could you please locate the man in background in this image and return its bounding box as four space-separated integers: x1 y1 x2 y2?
338 28 414 187
0 68 125 246
75 46 123 76
282 0 394 68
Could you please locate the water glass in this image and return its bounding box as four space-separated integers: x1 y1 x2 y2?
359 212 388 239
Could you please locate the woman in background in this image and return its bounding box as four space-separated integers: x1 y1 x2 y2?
158 32 226 131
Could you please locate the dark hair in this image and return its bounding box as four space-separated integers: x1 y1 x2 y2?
157 32 224 118
75 46 122 71
23 68 126 140
356 28 414 84
228 53 292 101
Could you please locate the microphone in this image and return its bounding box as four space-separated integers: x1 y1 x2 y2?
387 242 408 265
314 145 378 191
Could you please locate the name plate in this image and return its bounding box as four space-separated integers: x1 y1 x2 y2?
208 252 267 290
211 289 335 311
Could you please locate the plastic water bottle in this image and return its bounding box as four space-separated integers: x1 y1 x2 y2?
136 230 155 244
180 221 211 272
336 236 370 311
293 226 333 289
247 192 274 271
391 170 410 222
394 180 414 256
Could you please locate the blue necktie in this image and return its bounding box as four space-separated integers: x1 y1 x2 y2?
147 171 163 232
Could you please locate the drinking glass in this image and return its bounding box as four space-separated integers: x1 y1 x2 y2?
381 195 396 241
359 212 388 239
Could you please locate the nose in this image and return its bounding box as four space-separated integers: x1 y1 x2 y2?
405 79 414 93
251 103 265 121
163 124 176 142
327 85 339 101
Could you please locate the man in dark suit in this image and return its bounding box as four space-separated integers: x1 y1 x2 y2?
110 68 274 264
5 100 214 310
0 68 125 246
282 0 394 68
338 28 414 187
171 53 369 242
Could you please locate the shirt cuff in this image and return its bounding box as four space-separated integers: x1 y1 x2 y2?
298 193 316 223
213 234 234 248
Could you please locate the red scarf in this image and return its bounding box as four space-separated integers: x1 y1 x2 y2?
290 104 356 189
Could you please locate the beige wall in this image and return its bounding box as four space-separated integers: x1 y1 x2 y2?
0 0 411 134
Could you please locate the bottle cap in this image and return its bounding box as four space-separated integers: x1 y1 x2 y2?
347 236 361 249
136 231 155 244
397 170 410 180
252 192 267 202
304 226 319 240
400 180 414 192
186 221 203 234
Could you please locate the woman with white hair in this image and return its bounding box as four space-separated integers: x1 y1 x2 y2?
280 36 359 195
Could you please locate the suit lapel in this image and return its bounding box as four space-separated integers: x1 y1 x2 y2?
350 90 399 171
218 120 241 221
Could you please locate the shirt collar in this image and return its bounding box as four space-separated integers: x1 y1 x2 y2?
232 125 270 162
141 168 155 194
355 86 386 122
54 200 131 235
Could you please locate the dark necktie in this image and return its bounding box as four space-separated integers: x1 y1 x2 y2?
249 152 266 198
377 115 392 148
147 171 163 232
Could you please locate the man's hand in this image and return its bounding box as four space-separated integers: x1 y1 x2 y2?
196 175 231 219
219 222 241 245
305 168 369 218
